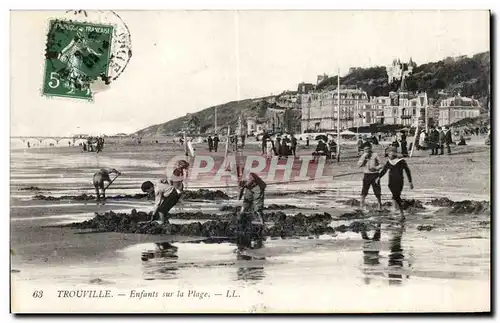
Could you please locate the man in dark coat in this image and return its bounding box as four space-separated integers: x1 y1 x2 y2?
274 136 281 157
207 136 213 152
213 134 220 152
429 126 440 156
442 126 453 154
400 131 408 157
438 127 445 155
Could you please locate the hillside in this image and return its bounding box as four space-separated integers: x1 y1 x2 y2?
317 51 490 105
134 98 266 137
135 51 490 136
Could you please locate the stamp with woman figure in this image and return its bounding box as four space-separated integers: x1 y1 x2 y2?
43 19 114 100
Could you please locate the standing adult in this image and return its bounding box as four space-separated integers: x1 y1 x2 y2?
418 130 426 151
187 138 196 157
438 127 445 155
442 126 453 154
290 134 297 156
400 131 408 157
429 126 440 156
213 134 220 152
261 132 270 155
207 135 213 152
274 136 281 157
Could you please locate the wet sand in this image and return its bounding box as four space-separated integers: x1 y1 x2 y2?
10 138 491 313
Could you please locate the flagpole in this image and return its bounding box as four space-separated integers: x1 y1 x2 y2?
424 92 428 133
337 68 341 162
356 101 359 135
215 106 218 133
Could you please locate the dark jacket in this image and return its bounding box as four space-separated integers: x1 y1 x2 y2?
430 129 440 143
443 130 452 144
438 130 445 144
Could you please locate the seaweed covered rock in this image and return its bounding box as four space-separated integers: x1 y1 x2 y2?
33 193 147 201
219 204 301 212
68 210 336 238
382 199 425 210
270 190 325 197
428 197 455 207
334 221 377 233
449 200 490 215
219 205 237 212
182 189 229 200
33 189 229 202
432 199 490 215
19 186 41 191
266 204 299 210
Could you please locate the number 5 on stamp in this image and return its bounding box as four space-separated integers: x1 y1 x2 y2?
43 20 114 100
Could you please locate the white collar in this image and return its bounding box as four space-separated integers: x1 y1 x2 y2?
388 158 403 165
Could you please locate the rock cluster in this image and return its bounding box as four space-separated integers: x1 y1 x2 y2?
181 189 229 200
338 198 425 211
33 189 230 201
219 204 299 212
18 186 41 191
67 210 336 238
429 198 490 214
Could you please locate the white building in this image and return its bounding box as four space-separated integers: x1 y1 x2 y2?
363 91 428 127
438 93 481 126
300 89 369 132
386 58 415 84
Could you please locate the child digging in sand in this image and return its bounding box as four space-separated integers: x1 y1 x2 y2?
377 147 414 218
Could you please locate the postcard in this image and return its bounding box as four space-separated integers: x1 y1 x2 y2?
10 9 491 313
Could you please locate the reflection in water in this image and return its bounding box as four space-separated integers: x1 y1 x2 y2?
361 224 383 285
141 242 179 280
235 254 265 284
360 219 410 286
388 221 405 286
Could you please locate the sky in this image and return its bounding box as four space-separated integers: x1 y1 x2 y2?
10 10 490 137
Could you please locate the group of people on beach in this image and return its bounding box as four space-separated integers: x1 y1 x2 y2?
415 126 454 155
261 133 298 159
82 136 105 153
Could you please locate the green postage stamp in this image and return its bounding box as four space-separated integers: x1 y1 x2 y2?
43 20 114 100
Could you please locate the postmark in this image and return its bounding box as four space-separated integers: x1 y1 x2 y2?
42 10 132 100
